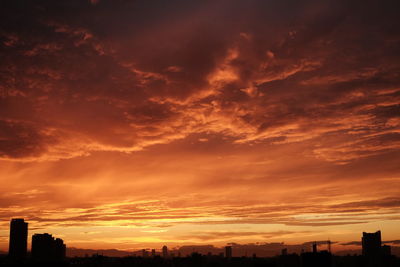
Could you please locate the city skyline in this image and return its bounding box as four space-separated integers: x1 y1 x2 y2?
1 0 400 254
1 218 400 258
3 219 398 267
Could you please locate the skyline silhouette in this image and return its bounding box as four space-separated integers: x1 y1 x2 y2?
2 218 399 258
1 0 400 263
1 218 399 266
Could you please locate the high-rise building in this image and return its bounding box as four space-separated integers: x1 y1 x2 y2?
31 233 66 262
54 238 67 259
8 218 28 260
362 231 382 257
225 246 232 258
162 245 168 258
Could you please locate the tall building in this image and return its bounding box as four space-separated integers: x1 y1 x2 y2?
31 233 66 262
54 238 67 259
162 245 168 258
225 246 232 258
8 218 28 260
362 231 382 257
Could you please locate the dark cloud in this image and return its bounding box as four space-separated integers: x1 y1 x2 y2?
302 241 337 246
179 230 306 241
342 240 400 246
341 241 362 246
0 120 51 159
330 198 400 210
0 0 399 161
383 240 400 245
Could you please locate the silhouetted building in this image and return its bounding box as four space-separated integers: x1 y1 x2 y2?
8 218 28 260
225 246 232 258
142 249 148 258
312 242 317 253
54 238 66 259
31 233 66 262
362 230 389 267
281 248 288 256
151 249 156 257
162 245 168 258
362 231 382 257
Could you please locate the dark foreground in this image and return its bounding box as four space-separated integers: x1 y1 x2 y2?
1 253 399 267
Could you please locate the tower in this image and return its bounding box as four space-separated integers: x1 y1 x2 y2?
8 218 28 260
327 240 331 253
162 245 168 258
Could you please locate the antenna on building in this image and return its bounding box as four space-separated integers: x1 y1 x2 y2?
328 239 331 253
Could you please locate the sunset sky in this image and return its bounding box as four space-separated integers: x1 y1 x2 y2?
1 0 400 254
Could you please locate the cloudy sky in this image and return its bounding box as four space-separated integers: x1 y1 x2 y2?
0 0 399 253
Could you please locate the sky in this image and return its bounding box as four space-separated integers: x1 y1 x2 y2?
0 0 400 255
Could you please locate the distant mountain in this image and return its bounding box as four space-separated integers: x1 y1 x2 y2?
335 249 361 256
67 247 132 257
